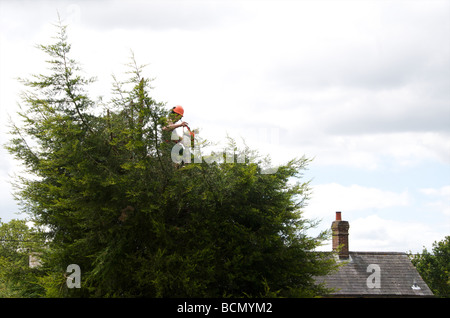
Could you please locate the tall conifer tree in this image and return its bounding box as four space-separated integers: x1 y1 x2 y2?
6 21 336 297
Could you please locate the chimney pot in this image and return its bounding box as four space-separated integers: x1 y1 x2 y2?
331 212 350 259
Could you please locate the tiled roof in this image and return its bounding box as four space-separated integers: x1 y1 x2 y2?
316 252 434 297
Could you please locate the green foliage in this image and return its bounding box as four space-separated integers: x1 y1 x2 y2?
409 236 450 298
0 219 45 297
5 20 336 297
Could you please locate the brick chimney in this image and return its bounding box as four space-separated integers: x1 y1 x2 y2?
332 211 350 259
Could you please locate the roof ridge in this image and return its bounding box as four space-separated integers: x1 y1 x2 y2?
349 251 406 255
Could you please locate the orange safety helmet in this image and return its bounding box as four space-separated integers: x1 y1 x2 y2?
172 105 184 116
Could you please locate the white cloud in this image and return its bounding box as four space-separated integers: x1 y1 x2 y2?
0 157 21 222
420 186 450 216
275 131 450 170
349 215 441 253
304 183 411 220
420 185 450 197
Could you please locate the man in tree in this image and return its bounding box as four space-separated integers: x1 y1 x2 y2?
162 105 197 164
6 20 337 298
162 105 189 142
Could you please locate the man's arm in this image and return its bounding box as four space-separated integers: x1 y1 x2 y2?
162 121 189 131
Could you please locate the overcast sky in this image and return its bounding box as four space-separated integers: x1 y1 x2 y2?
1 0 449 253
